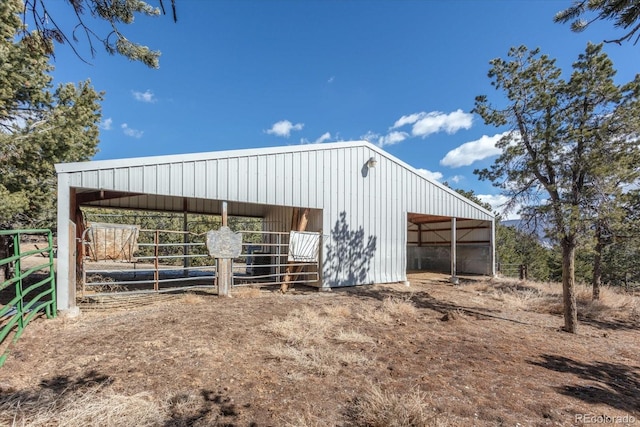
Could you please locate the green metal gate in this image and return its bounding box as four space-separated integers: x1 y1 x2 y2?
0 229 57 368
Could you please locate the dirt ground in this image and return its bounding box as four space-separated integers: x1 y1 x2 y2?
1 273 639 426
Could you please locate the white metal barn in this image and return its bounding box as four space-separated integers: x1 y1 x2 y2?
55 141 495 311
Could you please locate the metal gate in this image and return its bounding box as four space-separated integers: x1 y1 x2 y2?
80 227 321 296
1 229 57 368
232 230 321 287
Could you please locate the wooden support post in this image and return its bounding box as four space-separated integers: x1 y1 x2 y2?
218 201 232 297
217 258 231 296
281 207 310 293
222 201 228 227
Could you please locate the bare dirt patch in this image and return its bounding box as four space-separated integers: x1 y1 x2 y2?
1 274 638 426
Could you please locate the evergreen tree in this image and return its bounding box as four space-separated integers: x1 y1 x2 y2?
601 190 640 288
497 223 552 281
555 0 640 45
21 0 177 68
0 0 103 228
474 43 640 333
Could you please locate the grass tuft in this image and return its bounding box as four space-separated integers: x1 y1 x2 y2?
0 386 164 427
476 277 639 324
381 296 418 317
348 383 449 427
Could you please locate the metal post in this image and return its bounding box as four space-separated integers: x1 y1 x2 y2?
450 217 458 284
154 229 159 291
276 232 281 281
417 223 422 270
47 230 57 317
183 208 189 277
490 219 496 277
13 233 24 330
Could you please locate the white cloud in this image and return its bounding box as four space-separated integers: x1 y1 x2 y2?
477 194 521 220
265 120 304 138
100 118 113 130
440 131 508 168
301 132 332 144
392 112 426 129
132 90 156 103
121 123 143 138
392 109 473 138
361 131 381 144
416 168 443 182
449 175 464 184
379 131 409 147
328 76 335 83
315 132 332 143
412 109 473 138
361 130 409 147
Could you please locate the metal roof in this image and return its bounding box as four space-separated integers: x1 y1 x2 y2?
56 140 494 220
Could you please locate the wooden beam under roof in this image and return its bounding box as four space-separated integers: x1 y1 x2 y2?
75 190 142 204
407 213 480 225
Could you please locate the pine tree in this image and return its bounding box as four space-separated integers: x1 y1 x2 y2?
555 0 640 45
0 0 103 228
21 0 177 68
474 43 640 333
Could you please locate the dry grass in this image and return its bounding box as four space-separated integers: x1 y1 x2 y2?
232 287 263 299
181 293 205 304
575 284 640 322
264 306 335 346
267 343 368 376
381 296 418 318
282 410 327 427
478 277 640 324
355 305 393 325
334 328 375 344
322 304 352 318
0 386 164 427
3 274 639 426
348 383 449 427
263 304 371 376
353 295 418 325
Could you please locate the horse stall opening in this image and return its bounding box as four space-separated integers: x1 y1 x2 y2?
406 213 493 276
79 209 321 299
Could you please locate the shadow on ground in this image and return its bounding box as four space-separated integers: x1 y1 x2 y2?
341 282 501 317
529 354 640 414
0 370 257 427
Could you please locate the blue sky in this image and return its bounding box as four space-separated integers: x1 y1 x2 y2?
43 0 637 218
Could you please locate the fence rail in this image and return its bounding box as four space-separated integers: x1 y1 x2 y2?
0 229 57 368
496 263 528 280
80 227 320 296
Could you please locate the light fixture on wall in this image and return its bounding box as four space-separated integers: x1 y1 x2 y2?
366 157 377 168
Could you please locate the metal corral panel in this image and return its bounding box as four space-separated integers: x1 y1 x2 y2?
56 140 495 304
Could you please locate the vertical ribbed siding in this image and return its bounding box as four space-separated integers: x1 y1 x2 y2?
61 142 493 289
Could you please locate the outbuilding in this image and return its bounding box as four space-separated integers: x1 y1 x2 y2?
55 140 495 311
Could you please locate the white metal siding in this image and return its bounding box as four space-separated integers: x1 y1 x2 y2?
57 141 494 293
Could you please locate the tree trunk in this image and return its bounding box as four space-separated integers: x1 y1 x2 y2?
592 240 602 301
561 238 578 333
